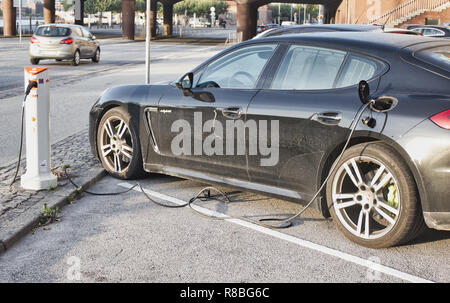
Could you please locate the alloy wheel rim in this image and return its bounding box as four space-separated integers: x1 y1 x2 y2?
332 156 401 240
96 50 100 61
99 116 134 173
75 52 80 64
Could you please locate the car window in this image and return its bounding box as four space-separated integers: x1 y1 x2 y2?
35 26 71 37
336 55 382 88
71 27 83 37
82 28 93 38
271 45 346 90
196 44 277 89
422 28 445 36
414 45 450 71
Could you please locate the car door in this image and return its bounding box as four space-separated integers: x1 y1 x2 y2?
81 28 96 57
245 44 387 201
155 43 279 181
70 27 85 55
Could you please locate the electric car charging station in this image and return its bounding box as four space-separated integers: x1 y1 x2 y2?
20 67 57 191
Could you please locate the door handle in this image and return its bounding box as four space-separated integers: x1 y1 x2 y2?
222 107 243 120
316 112 342 125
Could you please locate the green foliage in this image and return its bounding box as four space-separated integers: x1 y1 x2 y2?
63 0 74 11
174 0 228 18
84 0 116 14
40 204 59 225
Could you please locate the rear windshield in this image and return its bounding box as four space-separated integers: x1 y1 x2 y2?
414 45 450 71
35 26 71 37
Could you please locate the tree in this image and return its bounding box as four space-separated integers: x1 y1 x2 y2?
63 0 74 11
173 0 228 18
84 0 115 27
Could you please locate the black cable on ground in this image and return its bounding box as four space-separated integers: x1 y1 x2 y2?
64 102 373 231
63 166 138 196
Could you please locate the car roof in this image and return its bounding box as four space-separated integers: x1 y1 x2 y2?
274 24 382 31
37 23 83 29
253 32 445 52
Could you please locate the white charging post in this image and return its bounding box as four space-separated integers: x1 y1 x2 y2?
21 67 57 190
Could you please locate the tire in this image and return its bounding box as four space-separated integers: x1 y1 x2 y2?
56 59 62 62
326 142 425 248
96 107 144 179
30 58 40 65
92 48 100 63
71 50 80 66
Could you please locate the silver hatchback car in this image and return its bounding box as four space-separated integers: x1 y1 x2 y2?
29 24 100 66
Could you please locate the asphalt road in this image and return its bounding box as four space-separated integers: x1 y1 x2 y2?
0 38 225 166
0 174 448 283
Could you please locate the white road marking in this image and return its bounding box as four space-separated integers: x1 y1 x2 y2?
118 182 434 283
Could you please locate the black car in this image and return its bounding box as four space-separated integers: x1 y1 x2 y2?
89 33 450 248
406 25 450 38
253 24 384 39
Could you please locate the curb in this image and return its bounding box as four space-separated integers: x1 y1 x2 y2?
0 169 106 254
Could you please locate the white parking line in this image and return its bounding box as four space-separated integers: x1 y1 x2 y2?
118 182 434 283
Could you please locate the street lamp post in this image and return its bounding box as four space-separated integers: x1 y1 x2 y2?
145 0 151 84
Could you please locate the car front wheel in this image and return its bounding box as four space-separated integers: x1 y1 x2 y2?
96 107 144 179
92 48 100 63
326 142 426 248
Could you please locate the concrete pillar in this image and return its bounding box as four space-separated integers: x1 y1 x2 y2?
163 3 173 36
44 0 55 24
2 0 16 37
74 0 84 25
150 0 157 37
236 2 257 41
122 0 136 40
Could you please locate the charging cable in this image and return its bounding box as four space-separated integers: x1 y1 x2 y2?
63 101 373 230
256 101 373 229
10 81 38 187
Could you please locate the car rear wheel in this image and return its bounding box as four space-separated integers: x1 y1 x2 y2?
30 58 40 65
326 142 426 248
71 50 80 66
96 107 144 179
92 48 100 63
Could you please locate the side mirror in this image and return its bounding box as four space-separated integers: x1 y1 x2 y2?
176 72 193 90
176 73 194 96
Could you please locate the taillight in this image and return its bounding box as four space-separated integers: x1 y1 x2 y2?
60 38 73 45
430 109 450 130
30 36 39 43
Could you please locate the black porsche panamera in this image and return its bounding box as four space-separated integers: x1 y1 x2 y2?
89 32 450 248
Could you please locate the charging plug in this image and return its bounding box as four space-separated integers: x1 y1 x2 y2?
25 81 38 96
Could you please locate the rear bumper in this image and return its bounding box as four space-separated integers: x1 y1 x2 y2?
29 45 74 59
398 119 450 230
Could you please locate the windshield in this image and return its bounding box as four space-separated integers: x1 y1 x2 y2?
35 26 71 37
414 45 450 71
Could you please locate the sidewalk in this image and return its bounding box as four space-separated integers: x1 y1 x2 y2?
0 129 104 253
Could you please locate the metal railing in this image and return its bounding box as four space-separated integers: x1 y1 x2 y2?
369 0 449 26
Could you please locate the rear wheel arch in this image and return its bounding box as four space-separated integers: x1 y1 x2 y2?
318 135 427 219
